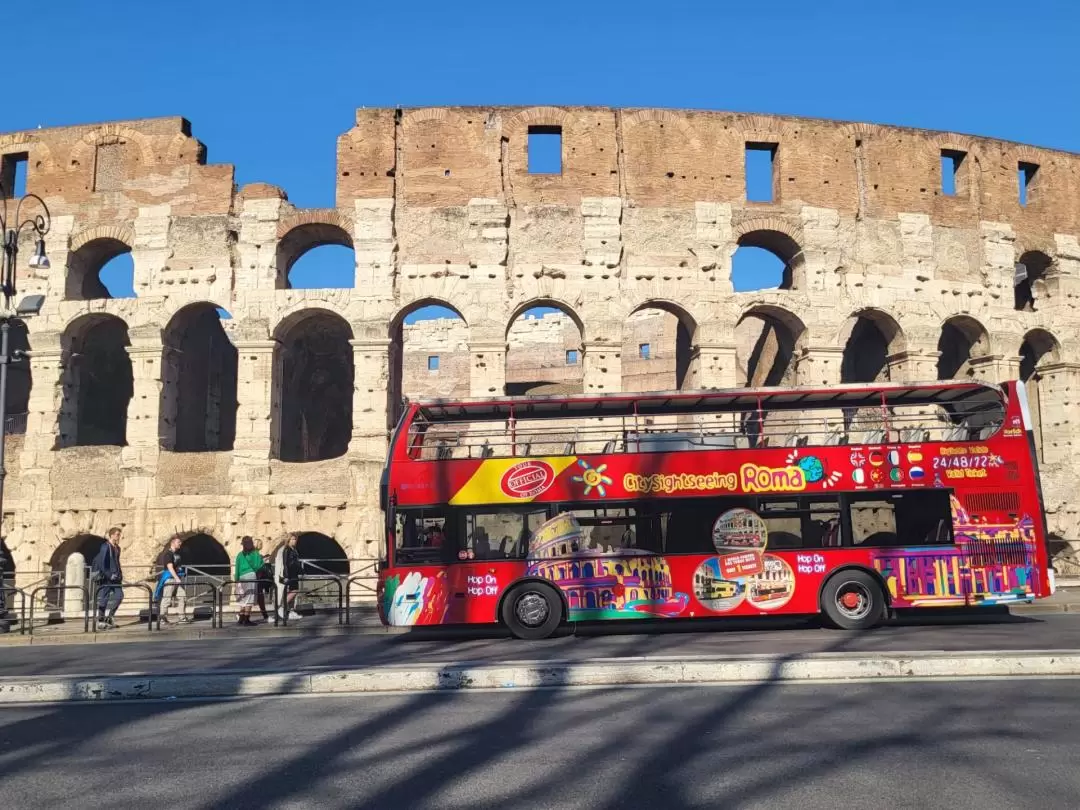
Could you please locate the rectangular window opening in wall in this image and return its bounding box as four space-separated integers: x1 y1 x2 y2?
745 142 777 202
940 149 967 196
528 126 562 175
639 343 651 360
565 349 579 365
1019 161 1039 206
0 152 28 198
427 355 440 372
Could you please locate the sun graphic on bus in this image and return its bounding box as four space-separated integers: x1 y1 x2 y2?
572 460 613 497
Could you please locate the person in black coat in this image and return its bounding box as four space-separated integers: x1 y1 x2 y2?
91 527 125 628
0 538 12 630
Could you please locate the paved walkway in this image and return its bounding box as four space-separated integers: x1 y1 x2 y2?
3 611 1080 680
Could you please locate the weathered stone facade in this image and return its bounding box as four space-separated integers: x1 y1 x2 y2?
1 106 1078 581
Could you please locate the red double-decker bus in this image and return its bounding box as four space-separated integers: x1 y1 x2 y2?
377 380 1053 639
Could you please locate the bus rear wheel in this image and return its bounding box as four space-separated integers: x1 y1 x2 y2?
821 570 886 631
502 583 563 640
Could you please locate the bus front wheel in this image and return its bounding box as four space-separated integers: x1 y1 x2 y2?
501 583 563 640
821 570 886 631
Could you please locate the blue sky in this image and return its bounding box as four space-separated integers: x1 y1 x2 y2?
9 0 1078 311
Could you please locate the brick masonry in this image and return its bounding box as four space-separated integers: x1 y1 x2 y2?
0 106 1078 579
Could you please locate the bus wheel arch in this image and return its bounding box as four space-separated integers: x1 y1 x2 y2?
498 578 566 640
819 566 888 631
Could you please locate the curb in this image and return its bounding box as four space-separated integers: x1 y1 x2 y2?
3 650 1080 704
0 622 401 646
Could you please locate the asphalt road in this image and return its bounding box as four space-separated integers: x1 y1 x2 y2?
3 612 1080 678
1 679 1078 809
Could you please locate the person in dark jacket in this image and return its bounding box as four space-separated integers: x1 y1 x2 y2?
91 527 124 628
0 537 12 631
275 533 303 621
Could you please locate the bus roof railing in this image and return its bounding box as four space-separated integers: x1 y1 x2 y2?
410 380 1005 423
402 381 1010 460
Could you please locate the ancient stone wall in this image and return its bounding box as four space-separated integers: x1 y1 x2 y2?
1 106 1079 582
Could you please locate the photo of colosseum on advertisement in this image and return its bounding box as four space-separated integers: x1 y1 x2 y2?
0 105 1077 596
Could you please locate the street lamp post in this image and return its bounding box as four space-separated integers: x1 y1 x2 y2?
0 189 50 630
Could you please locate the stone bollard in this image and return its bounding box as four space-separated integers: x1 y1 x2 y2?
64 553 87 619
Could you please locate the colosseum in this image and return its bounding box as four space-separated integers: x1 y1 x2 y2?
0 105 1077 592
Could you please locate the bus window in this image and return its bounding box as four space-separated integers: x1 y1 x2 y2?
569 508 637 553
462 509 545 561
395 509 451 564
757 497 841 549
847 491 953 547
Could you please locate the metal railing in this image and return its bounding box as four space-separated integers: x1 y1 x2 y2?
28 584 88 636
408 397 1006 460
1 584 27 634
215 579 280 627
90 581 155 633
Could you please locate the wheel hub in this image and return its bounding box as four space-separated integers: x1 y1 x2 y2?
835 582 872 620
515 592 549 627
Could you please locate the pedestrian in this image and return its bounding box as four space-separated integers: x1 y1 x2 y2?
274 533 303 621
91 527 124 628
255 541 272 622
0 537 13 633
154 535 191 625
233 536 264 626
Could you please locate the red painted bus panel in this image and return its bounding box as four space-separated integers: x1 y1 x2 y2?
377 382 1050 627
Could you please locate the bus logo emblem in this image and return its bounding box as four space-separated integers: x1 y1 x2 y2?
501 460 556 499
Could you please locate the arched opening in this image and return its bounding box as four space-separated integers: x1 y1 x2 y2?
505 303 584 396
176 532 230 574
4 319 30 435
273 310 354 462
732 230 802 292
58 314 133 447
936 316 991 380
1015 251 1053 312
159 304 238 452
840 311 903 384
277 224 355 290
1020 329 1060 463
66 238 136 300
295 532 349 576
47 534 106 612
48 534 105 581
388 301 468 430
840 310 905 436
736 307 805 388
621 304 695 392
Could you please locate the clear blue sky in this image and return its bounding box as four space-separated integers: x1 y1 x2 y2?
9 0 1078 307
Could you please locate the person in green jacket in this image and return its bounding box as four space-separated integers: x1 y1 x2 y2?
234 536 265 626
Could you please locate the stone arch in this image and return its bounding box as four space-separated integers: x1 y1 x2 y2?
0 136 56 174
622 300 698 391
839 309 906 384
504 106 573 138
1020 329 1061 464
164 132 207 165
1015 250 1055 312
174 531 230 574
272 309 354 462
66 226 135 301
736 305 808 388
67 126 156 171
388 298 469 427
937 315 992 380
275 213 355 289
731 218 805 290
48 534 105 579
401 107 474 131
58 314 133 448
295 532 350 576
622 110 702 149
159 303 238 452
505 299 585 396
3 318 31 434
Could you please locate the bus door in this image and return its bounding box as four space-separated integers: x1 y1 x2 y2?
447 508 548 623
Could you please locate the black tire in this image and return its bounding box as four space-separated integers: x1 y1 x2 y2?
820 569 886 631
501 582 563 640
